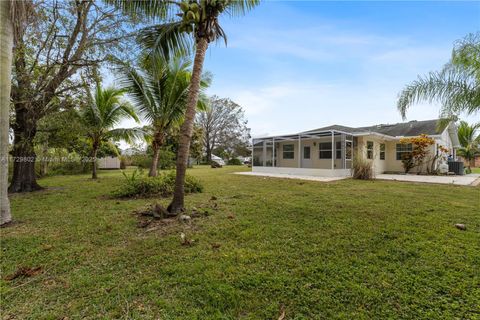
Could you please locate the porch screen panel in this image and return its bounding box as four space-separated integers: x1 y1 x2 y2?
345 134 353 169
265 140 273 167
252 140 265 166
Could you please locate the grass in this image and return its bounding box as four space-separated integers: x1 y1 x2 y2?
1 166 479 319
471 167 480 174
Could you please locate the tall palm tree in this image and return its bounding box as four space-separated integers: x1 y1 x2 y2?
456 121 480 172
108 0 259 213
118 55 210 177
397 32 480 120
0 0 31 224
79 84 142 179
0 1 13 225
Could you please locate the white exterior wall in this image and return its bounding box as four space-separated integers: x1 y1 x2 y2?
355 133 447 174
97 156 121 169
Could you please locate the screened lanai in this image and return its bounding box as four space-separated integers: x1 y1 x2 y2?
252 130 354 177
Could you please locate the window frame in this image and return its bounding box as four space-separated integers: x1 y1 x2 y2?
366 141 374 160
380 143 386 160
319 142 332 159
283 144 295 160
396 143 413 160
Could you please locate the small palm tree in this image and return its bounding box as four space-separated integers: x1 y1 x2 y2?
456 121 480 172
397 32 480 120
108 0 260 213
79 84 142 179
118 56 210 177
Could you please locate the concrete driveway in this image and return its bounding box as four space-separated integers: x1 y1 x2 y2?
376 173 480 186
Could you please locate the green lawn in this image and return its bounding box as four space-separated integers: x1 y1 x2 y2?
471 167 480 174
2 166 479 319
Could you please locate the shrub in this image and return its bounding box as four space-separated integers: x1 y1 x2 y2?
128 148 176 170
35 157 89 177
399 134 435 173
158 148 176 169
130 154 152 169
112 169 203 198
227 158 243 165
352 157 374 180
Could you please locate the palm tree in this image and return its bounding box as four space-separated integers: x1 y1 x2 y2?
118 55 210 177
0 0 30 224
0 1 13 225
397 32 480 120
79 84 142 179
456 121 480 172
108 0 259 213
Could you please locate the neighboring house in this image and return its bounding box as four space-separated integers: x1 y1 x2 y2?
252 119 460 177
97 156 121 169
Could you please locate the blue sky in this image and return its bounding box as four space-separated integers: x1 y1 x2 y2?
117 1 480 139
206 0 480 137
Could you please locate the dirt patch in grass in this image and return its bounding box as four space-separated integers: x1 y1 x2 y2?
133 199 220 237
5 266 43 281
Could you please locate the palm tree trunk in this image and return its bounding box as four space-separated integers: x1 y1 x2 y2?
0 0 12 224
149 145 160 177
168 38 209 214
92 147 98 179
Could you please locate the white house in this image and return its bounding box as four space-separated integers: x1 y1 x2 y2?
252 119 460 177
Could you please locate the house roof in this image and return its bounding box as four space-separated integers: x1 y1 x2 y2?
357 119 444 137
301 119 444 137
301 124 361 134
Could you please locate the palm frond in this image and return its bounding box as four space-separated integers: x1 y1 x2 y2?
103 0 174 20
138 21 192 61
224 0 261 17
105 127 145 144
397 64 480 120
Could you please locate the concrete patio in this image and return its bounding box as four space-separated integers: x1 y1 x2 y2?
235 171 480 186
234 171 348 182
376 173 480 186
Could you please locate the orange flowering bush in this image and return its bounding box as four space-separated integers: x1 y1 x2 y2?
399 134 435 173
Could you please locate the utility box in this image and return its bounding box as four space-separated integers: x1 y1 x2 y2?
448 161 464 175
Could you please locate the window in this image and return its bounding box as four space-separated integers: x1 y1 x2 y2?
380 144 385 160
367 141 374 159
319 142 332 159
303 146 311 159
396 143 412 160
336 141 342 159
283 144 294 159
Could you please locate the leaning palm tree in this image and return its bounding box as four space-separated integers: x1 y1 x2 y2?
397 32 480 120
108 0 260 213
79 84 142 179
118 55 210 177
0 1 31 225
456 121 480 172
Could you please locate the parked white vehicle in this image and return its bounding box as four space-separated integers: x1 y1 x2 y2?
211 154 225 166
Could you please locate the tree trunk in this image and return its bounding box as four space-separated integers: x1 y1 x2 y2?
0 0 12 224
149 146 160 177
206 140 212 163
91 147 98 179
9 108 42 193
168 38 209 214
